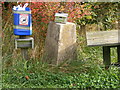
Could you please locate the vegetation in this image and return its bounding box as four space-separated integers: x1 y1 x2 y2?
2 2 120 89
2 62 120 88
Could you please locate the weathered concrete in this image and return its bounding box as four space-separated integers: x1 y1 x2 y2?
44 21 77 65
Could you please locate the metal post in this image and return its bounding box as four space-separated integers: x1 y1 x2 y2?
21 48 28 60
19 36 29 60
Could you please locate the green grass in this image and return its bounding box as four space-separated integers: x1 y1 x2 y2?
2 37 120 88
2 59 120 88
2 33 120 89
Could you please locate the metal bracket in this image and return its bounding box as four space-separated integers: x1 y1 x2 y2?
15 37 34 49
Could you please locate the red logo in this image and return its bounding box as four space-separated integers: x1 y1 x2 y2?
19 14 28 25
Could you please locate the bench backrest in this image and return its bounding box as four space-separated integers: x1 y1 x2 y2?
86 30 120 46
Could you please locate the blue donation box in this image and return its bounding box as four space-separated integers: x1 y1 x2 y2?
13 3 32 36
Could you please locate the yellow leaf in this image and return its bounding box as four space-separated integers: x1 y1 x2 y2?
86 16 92 19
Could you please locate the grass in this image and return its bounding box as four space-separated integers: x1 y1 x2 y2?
2 36 120 88
2 59 120 88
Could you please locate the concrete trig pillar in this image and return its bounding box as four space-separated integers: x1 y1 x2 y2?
44 21 77 65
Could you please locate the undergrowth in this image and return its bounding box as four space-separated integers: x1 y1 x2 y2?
2 58 120 88
2 36 120 88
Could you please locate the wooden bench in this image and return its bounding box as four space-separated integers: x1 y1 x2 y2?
86 30 120 68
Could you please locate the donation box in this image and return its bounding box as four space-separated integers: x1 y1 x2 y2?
13 4 32 36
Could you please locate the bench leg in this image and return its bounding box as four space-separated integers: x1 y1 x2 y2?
103 46 111 69
117 45 120 63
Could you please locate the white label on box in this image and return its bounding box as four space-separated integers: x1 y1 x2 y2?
19 14 28 25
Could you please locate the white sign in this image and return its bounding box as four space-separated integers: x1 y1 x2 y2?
19 14 28 25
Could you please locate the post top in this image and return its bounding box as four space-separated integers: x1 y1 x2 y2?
55 13 68 17
49 21 75 25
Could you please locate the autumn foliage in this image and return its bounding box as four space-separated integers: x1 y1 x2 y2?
30 2 91 30
27 2 92 58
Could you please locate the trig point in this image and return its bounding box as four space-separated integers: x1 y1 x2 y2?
44 21 77 65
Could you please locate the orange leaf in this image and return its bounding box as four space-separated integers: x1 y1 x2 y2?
25 76 29 80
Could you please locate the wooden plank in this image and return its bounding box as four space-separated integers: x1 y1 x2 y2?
86 30 120 46
103 46 111 69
